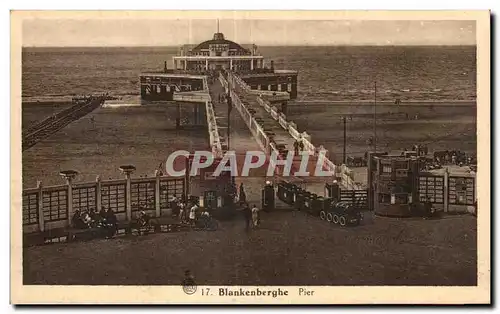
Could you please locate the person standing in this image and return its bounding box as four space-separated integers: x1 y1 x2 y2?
242 203 251 232
298 139 304 152
293 140 299 156
178 201 186 223
189 203 198 227
251 205 259 228
239 183 247 205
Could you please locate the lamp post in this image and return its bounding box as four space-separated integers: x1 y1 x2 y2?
59 170 79 227
119 165 136 221
342 116 347 165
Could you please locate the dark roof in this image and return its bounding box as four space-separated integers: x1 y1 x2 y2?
192 33 249 52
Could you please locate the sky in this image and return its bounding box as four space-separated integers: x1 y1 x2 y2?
22 19 476 47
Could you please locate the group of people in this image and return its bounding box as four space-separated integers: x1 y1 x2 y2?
169 195 205 227
241 202 260 232
237 182 260 231
293 139 305 155
71 207 118 238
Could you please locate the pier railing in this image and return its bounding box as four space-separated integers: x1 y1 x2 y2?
220 73 305 185
205 92 223 157
22 172 186 234
230 73 290 100
23 97 105 151
227 72 360 190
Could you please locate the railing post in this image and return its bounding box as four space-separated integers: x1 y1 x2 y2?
444 168 449 213
37 181 44 232
96 175 102 213
155 170 161 217
67 181 73 227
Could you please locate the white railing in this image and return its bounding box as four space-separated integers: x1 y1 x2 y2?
252 89 360 190
205 94 223 158
173 93 210 102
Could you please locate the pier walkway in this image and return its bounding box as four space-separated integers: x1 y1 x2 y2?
222 71 360 190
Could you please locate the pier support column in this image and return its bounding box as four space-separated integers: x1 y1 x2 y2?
281 102 288 116
291 78 298 99
251 59 254 70
160 85 167 98
141 85 147 99
193 104 198 125
206 59 209 70
176 103 181 129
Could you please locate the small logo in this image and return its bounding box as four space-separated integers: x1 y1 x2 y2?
182 270 197 295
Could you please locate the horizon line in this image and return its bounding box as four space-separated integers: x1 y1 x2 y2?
22 43 477 48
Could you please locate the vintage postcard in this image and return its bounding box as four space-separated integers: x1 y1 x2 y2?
11 10 490 304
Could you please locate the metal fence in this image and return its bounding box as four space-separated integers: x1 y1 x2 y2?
418 175 445 204
22 174 186 233
417 171 476 212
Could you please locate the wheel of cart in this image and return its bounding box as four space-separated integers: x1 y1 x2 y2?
326 200 363 227
339 215 347 226
326 212 333 222
319 210 326 220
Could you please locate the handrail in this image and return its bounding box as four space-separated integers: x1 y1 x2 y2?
230 71 360 190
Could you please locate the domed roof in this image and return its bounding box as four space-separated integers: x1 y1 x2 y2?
192 33 249 52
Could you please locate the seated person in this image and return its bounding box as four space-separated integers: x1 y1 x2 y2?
137 210 150 227
71 210 87 229
89 208 102 227
99 207 107 220
102 208 117 238
105 208 117 225
82 211 92 228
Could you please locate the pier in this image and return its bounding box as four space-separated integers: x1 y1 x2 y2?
21 29 363 239
22 96 106 151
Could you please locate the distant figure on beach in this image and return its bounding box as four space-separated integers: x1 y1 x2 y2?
293 140 299 155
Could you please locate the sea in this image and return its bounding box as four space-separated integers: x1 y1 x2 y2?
22 45 476 102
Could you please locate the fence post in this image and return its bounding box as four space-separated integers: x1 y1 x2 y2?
119 165 136 222
444 168 449 213
66 180 73 227
155 170 161 217
59 170 78 227
96 175 102 213
125 175 132 221
37 181 44 232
